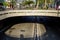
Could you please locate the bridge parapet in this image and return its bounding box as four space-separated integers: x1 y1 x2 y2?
0 10 60 20
0 10 59 14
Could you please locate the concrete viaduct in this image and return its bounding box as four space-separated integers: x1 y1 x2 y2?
0 10 60 39
0 10 60 20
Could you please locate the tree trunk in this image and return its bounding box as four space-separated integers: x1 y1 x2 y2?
44 0 47 9
35 0 40 9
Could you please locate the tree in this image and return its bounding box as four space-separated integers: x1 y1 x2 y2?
35 0 54 9
3 2 9 7
35 0 45 9
10 0 16 9
44 0 47 8
23 0 34 7
35 0 40 9
44 0 53 8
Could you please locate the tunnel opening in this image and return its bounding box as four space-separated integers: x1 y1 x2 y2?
0 16 60 40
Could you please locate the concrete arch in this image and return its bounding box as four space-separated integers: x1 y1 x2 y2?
0 16 48 33
0 16 60 33
0 16 60 40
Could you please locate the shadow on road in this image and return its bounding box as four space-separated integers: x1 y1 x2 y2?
0 16 60 40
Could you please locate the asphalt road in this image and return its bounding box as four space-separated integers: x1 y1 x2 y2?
0 16 60 40
4 23 46 40
0 23 60 40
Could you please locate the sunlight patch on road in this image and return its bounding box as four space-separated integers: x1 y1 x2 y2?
5 23 46 38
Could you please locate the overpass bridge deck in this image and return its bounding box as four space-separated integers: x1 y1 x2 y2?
0 10 60 20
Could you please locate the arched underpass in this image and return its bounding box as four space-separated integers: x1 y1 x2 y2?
0 16 60 40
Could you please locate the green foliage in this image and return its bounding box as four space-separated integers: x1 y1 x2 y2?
47 0 50 3
36 0 54 4
3 2 9 6
10 0 16 5
39 0 45 4
23 0 34 6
